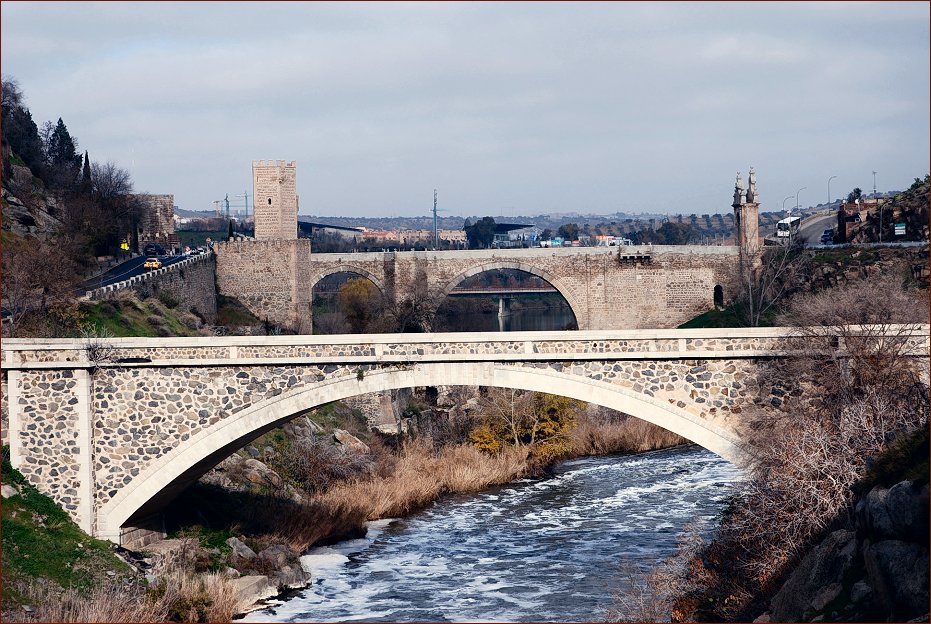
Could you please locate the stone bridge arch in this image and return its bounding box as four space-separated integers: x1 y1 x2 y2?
97 360 744 541
439 261 584 327
308 265 387 297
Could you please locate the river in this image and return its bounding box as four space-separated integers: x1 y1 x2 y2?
243 445 741 622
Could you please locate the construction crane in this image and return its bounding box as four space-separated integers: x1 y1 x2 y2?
234 191 250 218
213 192 251 218
432 189 451 249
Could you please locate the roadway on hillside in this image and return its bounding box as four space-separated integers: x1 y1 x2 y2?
798 212 838 245
79 254 188 294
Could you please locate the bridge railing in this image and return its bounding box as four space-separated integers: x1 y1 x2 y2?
3 326 928 369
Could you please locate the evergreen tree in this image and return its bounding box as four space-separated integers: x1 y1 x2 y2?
80 150 92 194
48 118 80 169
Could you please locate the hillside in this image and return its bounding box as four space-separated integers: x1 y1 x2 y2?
850 175 930 243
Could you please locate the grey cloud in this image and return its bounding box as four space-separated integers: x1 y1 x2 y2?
2 1 927 217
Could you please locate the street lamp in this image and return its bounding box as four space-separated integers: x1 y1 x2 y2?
796 187 806 212
782 195 794 213
827 175 837 205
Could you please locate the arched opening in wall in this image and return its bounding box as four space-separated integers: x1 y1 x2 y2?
435 268 578 332
312 272 385 334
713 285 724 309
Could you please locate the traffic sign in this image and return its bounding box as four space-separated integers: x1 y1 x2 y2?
895 223 906 236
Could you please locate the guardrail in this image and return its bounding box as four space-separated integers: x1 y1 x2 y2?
83 252 214 301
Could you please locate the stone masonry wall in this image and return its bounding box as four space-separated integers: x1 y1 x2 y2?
87 254 217 324
13 370 87 520
215 239 312 333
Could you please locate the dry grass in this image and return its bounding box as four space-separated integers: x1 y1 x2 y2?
260 412 683 553
8 565 239 623
314 440 530 522
570 408 686 456
5 582 165 623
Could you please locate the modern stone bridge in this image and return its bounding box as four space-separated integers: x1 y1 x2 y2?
214 242 739 333
2 326 928 546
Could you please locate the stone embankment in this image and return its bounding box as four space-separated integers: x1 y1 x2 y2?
757 478 929 622
84 253 218 324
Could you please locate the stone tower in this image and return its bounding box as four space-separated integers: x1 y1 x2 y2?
252 160 298 240
733 167 761 266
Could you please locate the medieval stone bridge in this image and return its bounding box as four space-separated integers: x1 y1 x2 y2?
214 243 740 333
4 326 927 546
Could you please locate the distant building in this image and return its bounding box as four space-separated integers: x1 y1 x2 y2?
492 223 535 248
134 194 179 252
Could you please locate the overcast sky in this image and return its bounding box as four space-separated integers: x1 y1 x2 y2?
2 2 928 218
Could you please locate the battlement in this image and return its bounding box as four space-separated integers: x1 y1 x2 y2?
252 159 297 168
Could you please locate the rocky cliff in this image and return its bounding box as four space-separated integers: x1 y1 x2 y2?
759 478 929 622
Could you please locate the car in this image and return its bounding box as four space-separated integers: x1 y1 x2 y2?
143 257 162 270
820 229 834 244
143 243 166 256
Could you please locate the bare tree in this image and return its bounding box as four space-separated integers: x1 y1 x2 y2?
736 239 808 326
1 235 79 337
715 271 930 597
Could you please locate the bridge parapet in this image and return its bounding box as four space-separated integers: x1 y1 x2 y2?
4 326 928 369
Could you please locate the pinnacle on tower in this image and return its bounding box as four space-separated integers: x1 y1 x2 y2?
733 171 746 207
747 166 758 204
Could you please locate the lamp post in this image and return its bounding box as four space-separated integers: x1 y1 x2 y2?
782 195 794 213
796 187 806 212
827 175 837 205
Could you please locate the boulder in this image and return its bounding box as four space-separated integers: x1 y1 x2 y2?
257 544 291 569
863 539 930 621
333 429 370 454
242 458 283 487
856 481 929 543
231 575 276 613
226 536 256 561
271 563 309 589
1 484 19 498
768 529 857 622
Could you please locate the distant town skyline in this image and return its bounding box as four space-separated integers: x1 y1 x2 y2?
2 2 928 217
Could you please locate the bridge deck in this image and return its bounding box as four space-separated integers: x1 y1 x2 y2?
4 326 928 370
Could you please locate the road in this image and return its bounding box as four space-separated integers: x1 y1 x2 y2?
797 212 838 245
78 254 189 294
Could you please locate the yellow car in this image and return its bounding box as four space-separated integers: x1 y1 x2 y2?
143 257 162 270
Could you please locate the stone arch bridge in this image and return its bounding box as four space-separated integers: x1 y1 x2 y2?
2 326 927 546
214 242 740 333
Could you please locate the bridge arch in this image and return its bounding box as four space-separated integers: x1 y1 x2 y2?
97 362 745 541
308 265 387 297
440 261 584 329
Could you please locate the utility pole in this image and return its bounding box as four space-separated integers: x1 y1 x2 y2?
433 189 438 250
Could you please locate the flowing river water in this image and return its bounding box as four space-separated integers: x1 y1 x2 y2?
243 445 742 622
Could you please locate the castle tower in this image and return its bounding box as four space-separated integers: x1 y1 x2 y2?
733 167 761 264
252 160 298 240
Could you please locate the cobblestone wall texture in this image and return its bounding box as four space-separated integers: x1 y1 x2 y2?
14 370 85 516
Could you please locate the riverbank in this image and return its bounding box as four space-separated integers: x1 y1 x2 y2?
244 446 740 622
154 400 687 618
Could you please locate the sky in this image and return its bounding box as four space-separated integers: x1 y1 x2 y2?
2 2 929 218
